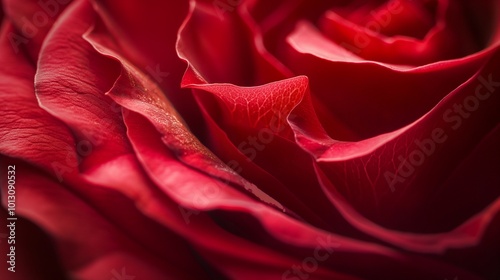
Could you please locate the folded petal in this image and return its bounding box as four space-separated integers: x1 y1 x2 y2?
0 20 76 177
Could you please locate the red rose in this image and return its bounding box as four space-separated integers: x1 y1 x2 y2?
1 0 499 279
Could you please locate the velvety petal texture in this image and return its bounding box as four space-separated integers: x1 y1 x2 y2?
1 0 499 279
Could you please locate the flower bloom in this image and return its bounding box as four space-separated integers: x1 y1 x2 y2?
1 0 499 279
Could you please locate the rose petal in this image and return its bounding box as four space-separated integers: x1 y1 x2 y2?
79 13 287 214
175 0 256 85
319 0 481 65
34 0 129 178
37 7 356 280
90 0 207 134
21 2 215 278
2 0 73 59
0 160 205 279
2 15 204 278
122 111 481 279
290 51 500 234
285 20 500 140
0 21 76 176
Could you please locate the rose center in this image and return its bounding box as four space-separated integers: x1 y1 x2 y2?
325 0 438 40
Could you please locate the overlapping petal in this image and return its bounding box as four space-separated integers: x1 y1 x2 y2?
2 0 73 60
1 0 499 279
